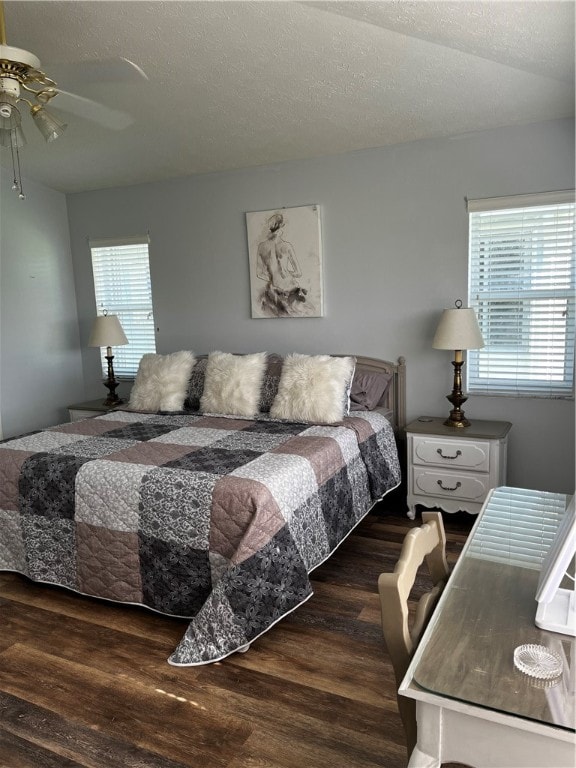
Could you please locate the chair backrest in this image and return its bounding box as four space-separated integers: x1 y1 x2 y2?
378 511 449 756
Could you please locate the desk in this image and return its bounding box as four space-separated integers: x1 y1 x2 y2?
400 487 575 768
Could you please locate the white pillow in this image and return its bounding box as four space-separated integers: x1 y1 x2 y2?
270 354 356 424
129 351 196 412
200 351 267 417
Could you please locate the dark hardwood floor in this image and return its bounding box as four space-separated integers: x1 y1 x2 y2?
0 505 473 768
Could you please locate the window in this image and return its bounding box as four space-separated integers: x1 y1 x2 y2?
467 191 575 398
90 235 156 377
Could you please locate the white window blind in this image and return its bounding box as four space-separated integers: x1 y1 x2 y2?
467 487 568 570
467 191 575 397
90 235 156 377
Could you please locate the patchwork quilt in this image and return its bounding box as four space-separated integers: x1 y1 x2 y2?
0 409 400 665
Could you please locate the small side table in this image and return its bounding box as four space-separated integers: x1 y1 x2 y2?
405 416 512 518
68 399 121 422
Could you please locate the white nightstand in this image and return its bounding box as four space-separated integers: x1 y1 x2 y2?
405 416 512 518
68 399 121 422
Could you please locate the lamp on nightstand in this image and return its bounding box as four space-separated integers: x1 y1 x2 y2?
88 311 128 406
432 299 484 428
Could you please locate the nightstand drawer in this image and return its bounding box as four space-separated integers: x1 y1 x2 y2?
412 468 489 502
412 436 490 472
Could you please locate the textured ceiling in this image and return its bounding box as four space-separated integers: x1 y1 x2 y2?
1 0 574 194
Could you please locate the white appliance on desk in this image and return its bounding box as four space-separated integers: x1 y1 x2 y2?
536 494 576 636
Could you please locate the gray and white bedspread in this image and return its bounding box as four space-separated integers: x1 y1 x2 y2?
0 409 400 665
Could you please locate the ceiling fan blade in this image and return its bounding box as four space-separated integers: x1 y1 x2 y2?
49 56 149 86
52 90 133 131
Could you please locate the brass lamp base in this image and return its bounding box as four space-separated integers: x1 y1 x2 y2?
103 353 124 407
444 410 470 428
444 358 470 428
103 389 123 407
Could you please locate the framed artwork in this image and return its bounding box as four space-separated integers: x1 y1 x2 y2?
246 204 323 318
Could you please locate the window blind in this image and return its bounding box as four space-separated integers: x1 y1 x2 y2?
90 236 156 377
467 487 568 570
467 192 575 397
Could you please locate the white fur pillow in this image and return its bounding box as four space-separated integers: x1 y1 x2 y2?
129 351 196 412
200 351 267 417
270 354 356 424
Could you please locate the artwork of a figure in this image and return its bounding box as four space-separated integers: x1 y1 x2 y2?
247 205 323 318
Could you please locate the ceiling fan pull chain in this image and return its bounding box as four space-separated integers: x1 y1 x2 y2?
9 130 18 190
7 128 25 199
15 138 25 198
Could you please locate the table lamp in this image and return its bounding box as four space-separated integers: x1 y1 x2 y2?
432 300 484 427
88 312 128 405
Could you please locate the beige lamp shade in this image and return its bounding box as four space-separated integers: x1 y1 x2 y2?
88 314 128 348
432 305 484 351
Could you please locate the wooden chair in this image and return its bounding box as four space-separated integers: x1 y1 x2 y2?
378 511 450 758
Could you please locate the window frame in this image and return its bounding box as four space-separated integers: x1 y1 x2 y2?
89 235 156 379
467 191 575 399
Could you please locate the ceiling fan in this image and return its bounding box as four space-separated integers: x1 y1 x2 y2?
0 0 146 197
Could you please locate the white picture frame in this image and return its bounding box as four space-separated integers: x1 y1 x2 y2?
246 204 323 318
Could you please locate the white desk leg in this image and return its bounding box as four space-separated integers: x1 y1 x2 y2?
409 701 443 768
408 746 441 768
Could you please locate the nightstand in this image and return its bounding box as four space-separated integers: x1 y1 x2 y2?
405 416 512 518
68 399 121 422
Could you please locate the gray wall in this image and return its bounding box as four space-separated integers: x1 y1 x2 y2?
0 173 84 437
63 117 574 495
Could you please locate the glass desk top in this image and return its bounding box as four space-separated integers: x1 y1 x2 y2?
410 487 575 731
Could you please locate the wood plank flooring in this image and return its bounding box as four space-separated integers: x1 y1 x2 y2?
0 506 473 768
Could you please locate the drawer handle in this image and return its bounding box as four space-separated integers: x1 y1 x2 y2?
437 480 462 492
437 448 462 460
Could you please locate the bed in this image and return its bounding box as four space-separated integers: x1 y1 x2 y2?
0 352 405 665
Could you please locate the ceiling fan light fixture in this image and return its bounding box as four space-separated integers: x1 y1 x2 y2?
0 91 21 129
0 122 25 147
1 3 71 199
31 104 67 142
